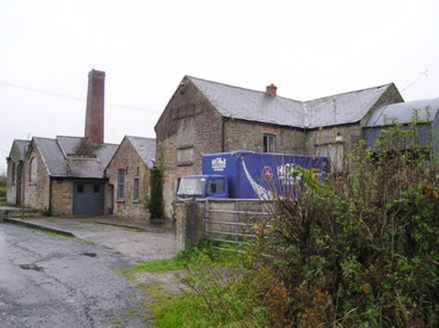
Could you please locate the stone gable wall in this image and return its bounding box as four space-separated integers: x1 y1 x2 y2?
156 77 223 217
24 148 50 211
106 138 150 219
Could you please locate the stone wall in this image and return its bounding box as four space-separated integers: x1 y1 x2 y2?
223 119 306 154
51 179 73 216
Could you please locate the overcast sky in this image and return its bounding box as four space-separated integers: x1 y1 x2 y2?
1 0 438 174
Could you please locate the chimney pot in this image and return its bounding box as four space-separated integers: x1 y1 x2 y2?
266 83 277 97
85 69 105 144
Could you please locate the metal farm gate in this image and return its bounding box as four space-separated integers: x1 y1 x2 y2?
204 199 272 253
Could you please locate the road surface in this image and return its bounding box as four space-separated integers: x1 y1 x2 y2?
0 223 154 327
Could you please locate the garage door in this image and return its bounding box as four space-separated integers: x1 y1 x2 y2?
73 182 105 216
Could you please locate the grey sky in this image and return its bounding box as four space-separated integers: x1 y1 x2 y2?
1 0 438 174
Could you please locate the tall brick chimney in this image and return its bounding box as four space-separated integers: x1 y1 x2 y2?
85 69 105 144
266 83 277 97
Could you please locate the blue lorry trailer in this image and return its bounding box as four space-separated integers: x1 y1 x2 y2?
176 151 330 200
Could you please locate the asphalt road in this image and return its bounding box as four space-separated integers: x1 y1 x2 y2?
0 223 154 327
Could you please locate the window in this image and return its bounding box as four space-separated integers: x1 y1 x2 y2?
77 184 84 193
207 178 225 196
118 169 125 201
263 134 276 153
133 178 140 201
12 163 15 184
29 157 37 182
93 184 100 193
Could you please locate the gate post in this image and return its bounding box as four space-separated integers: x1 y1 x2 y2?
175 199 206 252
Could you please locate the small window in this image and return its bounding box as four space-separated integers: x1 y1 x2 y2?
118 169 125 201
77 184 84 193
263 134 276 153
93 184 100 193
133 178 140 201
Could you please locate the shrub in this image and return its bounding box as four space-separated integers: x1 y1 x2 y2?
0 186 6 199
146 149 166 220
252 118 439 326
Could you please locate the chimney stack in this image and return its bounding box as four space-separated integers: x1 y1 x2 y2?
266 83 277 97
85 69 105 144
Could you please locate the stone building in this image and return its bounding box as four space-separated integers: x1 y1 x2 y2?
155 76 404 215
105 136 156 219
6 69 119 216
21 136 117 216
6 139 29 205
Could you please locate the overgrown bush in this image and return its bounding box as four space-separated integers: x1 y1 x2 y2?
251 118 439 326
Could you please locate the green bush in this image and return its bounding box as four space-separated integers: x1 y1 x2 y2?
0 186 6 199
252 119 439 326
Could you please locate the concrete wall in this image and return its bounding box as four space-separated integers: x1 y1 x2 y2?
106 137 150 220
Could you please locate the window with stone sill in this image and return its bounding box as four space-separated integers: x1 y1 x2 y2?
263 134 276 153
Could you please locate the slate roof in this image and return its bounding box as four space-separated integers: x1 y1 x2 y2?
126 136 156 169
33 136 117 179
188 76 396 129
10 139 30 161
365 97 439 127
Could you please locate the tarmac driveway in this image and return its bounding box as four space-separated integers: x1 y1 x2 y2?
3 216 176 262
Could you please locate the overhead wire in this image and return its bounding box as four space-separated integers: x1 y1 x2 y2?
0 81 160 113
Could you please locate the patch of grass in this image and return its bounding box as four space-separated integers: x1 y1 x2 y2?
124 241 269 327
127 240 240 274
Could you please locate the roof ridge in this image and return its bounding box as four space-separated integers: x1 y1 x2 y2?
304 83 393 103
187 75 302 103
